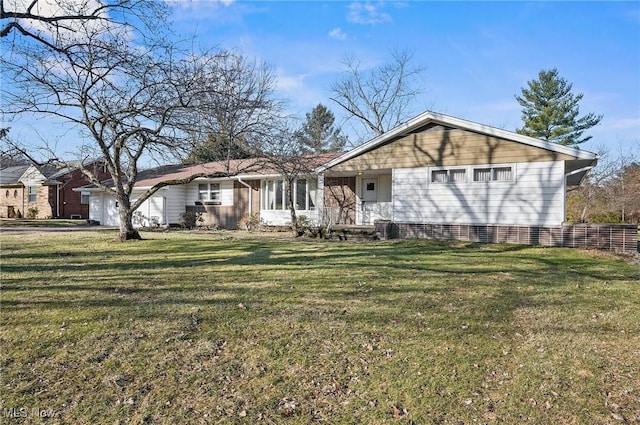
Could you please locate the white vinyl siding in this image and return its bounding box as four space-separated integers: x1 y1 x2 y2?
393 161 565 226
164 186 186 224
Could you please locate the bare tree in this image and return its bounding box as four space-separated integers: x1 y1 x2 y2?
184 52 283 167
330 49 425 140
1 0 164 52
257 121 325 236
567 143 640 224
1 1 256 240
603 145 640 223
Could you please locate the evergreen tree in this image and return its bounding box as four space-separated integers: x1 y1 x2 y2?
184 133 252 164
297 104 347 153
516 68 602 146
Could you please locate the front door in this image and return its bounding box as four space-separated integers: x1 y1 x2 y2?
361 178 377 224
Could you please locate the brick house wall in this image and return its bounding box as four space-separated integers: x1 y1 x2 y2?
0 162 110 219
324 176 356 225
0 187 24 218
20 184 55 218
57 166 110 219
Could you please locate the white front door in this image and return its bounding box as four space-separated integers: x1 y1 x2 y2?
362 178 377 202
362 178 377 224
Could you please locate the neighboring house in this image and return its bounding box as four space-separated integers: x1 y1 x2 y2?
80 111 598 231
0 161 109 219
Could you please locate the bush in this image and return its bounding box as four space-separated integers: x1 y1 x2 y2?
238 212 263 231
26 207 39 219
15 209 22 219
180 211 203 229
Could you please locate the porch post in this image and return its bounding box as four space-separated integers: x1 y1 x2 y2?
316 173 324 226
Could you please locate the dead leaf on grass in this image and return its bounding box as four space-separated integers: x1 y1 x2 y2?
611 412 625 421
390 404 408 418
278 398 297 417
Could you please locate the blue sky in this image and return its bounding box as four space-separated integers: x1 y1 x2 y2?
170 0 640 153
7 0 640 159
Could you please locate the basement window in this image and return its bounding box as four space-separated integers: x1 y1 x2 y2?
473 166 513 182
431 168 467 183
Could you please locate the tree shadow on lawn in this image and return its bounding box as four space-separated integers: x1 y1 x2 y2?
3 236 635 332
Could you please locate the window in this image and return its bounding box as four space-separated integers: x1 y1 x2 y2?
198 183 221 203
493 166 512 181
81 192 90 205
295 179 316 210
262 179 316 210
28 186 37 203
473 168 492 182
431 168 467 183
262 180 284 210
473 166 513 182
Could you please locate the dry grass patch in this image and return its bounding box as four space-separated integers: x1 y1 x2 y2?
1 230 639 424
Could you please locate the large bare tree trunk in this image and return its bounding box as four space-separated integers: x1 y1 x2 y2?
288 183 299 237
117 197 141 241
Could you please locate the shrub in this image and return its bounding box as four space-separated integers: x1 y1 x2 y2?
180 210 203 229
238 212 263 231
26 207 39 219
132 211 146 227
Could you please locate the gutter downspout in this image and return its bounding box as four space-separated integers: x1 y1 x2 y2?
56 184 60 217
237 178 252 215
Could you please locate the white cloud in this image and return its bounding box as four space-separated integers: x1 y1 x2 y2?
7 0 130 44
602 117 640 131
276 73 306 93
328 27 347 40
347 1 392 25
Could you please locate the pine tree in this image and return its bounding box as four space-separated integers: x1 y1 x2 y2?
184 133 252 164
297 104 347 153
516 69 602 146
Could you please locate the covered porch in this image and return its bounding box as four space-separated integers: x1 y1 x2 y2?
322 169 393 226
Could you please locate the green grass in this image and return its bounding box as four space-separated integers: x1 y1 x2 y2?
1 230 639 424
0 219 90 228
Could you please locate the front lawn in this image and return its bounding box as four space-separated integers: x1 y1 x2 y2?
0 219 91 228
1 230 638 424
